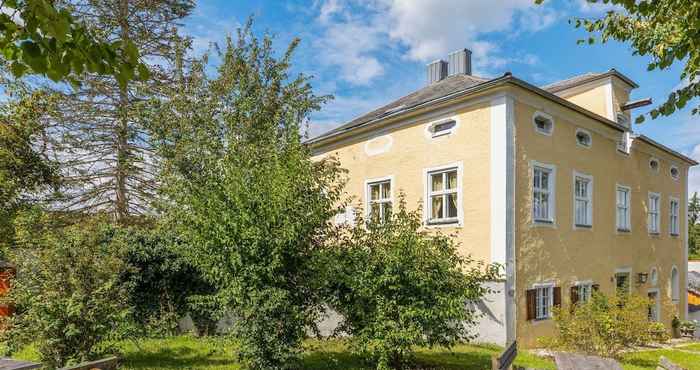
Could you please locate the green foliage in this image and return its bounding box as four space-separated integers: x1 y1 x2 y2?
119 225 217 337
0 0 150 85
0 219 133 367
0 88 58 255
689 193 700 259
151 19 341 369
556 0 700 121
540 292 667 359
326 196 499 370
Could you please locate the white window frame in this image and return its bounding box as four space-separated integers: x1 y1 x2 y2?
365 176 394 223
533 111 554 136
670 197 680 236
575 128 592 148
670 165 680 181
574 280 593 303
647 288 660 322
531 161 556 226
671 265 680 302
573 171 593 229
647 192 661 234
533 282 555 320
423 162 463 227
650 267 658 286
615 267 632 294
649 157 660 173
424 116 459 139
615 184 631 232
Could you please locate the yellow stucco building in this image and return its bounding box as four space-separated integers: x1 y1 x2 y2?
309 49 696 347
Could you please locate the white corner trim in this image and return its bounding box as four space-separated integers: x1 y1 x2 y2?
422 161 463 228
604 80 615 121
364 175 394 219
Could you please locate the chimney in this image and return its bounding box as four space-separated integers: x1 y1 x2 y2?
426 59 448 84
448 48 472 76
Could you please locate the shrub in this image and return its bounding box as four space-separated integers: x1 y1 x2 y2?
540 292 668 358
118 226 217 337
0 220 132 367
327 196 499 370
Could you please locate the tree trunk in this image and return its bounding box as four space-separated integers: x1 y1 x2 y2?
115 0 130 223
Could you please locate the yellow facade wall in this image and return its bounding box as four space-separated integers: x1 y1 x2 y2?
511 87 688 346
314 102 495 263
559 84 611 119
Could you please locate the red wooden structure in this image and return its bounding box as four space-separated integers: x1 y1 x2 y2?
0 262 15 317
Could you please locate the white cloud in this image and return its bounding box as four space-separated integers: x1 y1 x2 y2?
313 0 560 84
576 0 621 14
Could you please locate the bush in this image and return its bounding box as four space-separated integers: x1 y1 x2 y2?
540 292 667 358
118 226 217 337
0 220 132 367
327 196 499 370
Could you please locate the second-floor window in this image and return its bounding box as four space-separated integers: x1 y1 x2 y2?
648 193 660 234
368 179 392 223
574 174 592 227
428 168 458 224
670 199 680 236
616 185 631 232
533 165 555 223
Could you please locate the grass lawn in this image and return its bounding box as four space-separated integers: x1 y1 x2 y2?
11 336 700 369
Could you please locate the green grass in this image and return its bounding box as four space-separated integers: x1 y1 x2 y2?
10 336 700 369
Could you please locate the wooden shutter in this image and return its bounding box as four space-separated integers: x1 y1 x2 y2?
526 289 536 321
553 287 562 308
570 286 579 305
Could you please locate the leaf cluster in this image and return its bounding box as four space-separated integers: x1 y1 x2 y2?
326 196 500 370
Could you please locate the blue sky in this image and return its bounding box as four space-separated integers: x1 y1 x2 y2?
182 0 699 193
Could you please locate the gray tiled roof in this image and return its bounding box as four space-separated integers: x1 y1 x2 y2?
315 73 488 140
543 69 639 93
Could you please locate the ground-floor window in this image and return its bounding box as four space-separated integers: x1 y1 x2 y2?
615 271 631 294
647 290 660 322
527 283 561 321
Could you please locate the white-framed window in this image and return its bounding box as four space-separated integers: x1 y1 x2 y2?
616 185 631 232
532 162 556 224
535 283 554 320
670 197 680 236
670 165 680 180
573 172 593 227
615 268 632 294
425 163 461 225
649 158 660 172
425 117 459 138
334 206 356 226
648 192 660 234
647 289 660 322
671 266 679 302
575 128 592 148
533 112 554 136
650 267 658 286
575 281 592 303
366 177 392 223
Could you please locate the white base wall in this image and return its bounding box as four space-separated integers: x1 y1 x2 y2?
468 281 507 346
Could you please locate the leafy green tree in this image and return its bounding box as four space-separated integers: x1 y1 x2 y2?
151 21 343 369
539 0 700 121
37 0 193 223
0 218 132 367
326 196 499 370
0 0 149 85
0 85 58 255
689 192 700 259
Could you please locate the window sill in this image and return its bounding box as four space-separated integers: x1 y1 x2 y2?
426 219 460 227
574 224 592 229
648 232 660 237
532 220 555 228
431 131 452 138
617 228 631 233
670 233 680 237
